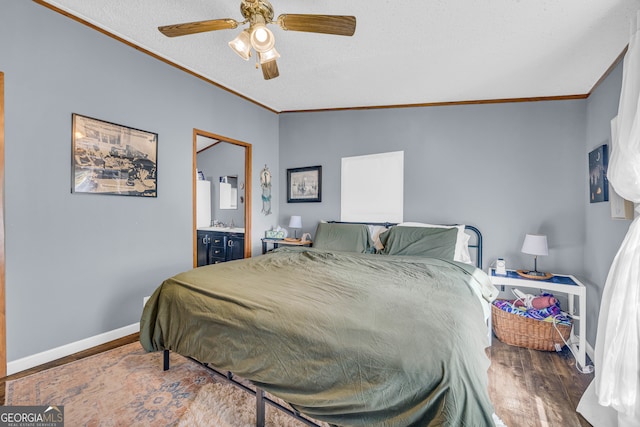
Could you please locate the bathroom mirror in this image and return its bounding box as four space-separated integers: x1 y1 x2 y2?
219 175 238 210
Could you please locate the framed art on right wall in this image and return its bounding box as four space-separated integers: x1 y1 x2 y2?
589 143 609 203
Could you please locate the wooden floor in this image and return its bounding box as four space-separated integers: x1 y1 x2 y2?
488 336 594 427
1 333 593 426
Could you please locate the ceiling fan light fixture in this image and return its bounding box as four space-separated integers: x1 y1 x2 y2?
258 47 280 64
157 0 358 81
250 23 275 53
228 30 252 60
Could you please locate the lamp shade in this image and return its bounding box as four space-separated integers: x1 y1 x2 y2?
521 234 548 256
250 24 275 53
289 215 302 229
228 30 252 60
258 47 280 64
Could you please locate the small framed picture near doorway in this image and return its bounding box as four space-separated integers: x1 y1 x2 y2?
287 165 322 203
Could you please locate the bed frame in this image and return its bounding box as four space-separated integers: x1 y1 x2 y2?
161 222 484 427
162 351 320 426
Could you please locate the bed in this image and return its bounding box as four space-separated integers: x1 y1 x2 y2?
140 222 499 426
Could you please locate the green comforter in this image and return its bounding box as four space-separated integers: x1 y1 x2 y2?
140 248 496 426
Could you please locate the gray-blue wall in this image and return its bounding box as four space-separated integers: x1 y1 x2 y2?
1 0 279 361
279 101 587 274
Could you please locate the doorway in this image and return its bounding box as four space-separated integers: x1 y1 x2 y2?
192 129 252 267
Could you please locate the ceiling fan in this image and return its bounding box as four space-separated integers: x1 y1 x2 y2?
158 0 356 80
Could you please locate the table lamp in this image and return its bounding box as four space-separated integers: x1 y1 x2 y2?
288 215 302 240
521 234 548 276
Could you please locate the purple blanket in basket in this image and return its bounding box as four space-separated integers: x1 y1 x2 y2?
493 294 571 325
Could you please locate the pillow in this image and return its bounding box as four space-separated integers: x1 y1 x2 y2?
397 222 473 264
313 223 373 253
378 226 458 259
367 225 388 251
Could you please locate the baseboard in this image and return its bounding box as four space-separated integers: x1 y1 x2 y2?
586 340 595 365
6 323 140 376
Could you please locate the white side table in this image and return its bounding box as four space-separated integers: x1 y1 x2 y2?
487 268 587 369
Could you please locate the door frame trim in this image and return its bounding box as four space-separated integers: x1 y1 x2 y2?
193 129 252 267
1 71 6 377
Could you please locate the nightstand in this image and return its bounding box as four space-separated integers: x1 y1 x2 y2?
487 268 587 369
261 238 312 254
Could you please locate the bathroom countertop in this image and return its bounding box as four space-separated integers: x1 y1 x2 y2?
197 226 245 234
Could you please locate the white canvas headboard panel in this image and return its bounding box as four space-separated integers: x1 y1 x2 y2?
340 151 404 223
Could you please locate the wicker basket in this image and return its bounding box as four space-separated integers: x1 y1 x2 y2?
491 301 572 351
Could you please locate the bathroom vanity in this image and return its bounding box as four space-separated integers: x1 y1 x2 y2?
197 227 245 266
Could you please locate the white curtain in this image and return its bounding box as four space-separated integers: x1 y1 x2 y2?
578 10 640 427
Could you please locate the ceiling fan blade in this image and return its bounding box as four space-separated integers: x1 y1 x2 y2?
158 19 239 38
261 60 280 80
277 14 356 36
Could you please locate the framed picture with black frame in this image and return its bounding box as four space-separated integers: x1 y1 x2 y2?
71 113 158 197
287 165 322 203
588 143 608 203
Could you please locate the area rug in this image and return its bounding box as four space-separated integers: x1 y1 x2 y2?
5 342 325 427
177 382 328 427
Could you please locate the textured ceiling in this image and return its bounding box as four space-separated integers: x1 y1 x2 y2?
37 0 639 113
